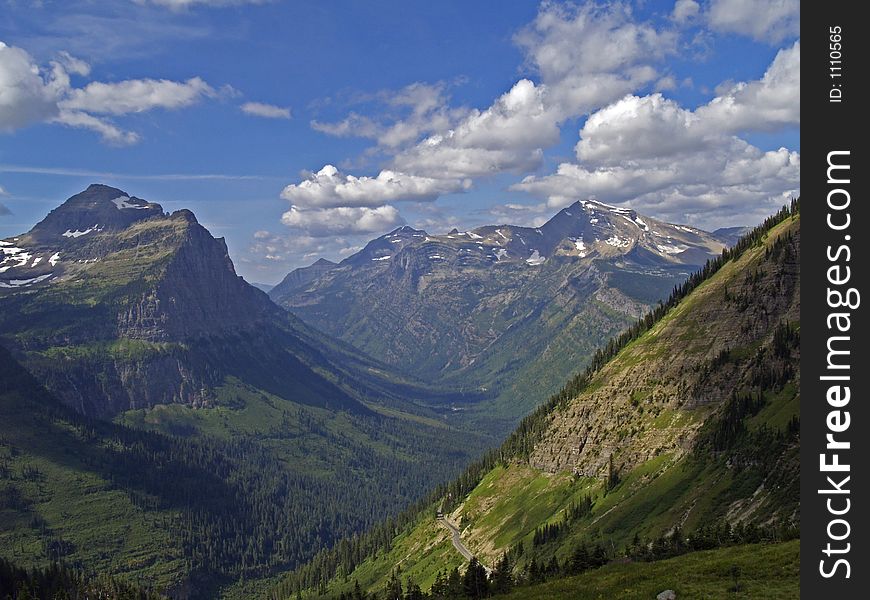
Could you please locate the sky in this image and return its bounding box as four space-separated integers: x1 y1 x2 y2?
0 0 799 284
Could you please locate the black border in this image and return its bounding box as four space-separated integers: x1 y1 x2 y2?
801 2 868 596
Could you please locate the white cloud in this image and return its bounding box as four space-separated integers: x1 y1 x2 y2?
241 101 291 119
511 43 800 230
299 3 677 224
279 165 470 238
0 40 221 144
53 110 140 145
672 0 700 24
514 1 676 117
574 93 707 164
707 0 799 43
697 41 799 132
281 205 403 237
61 77 215 115
54 51 91 77
392 79 556 179
281 164 470 209
0 41 62 130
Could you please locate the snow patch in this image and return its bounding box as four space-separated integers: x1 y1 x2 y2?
494 249 508 261
656 243 689 255
1 246 33 268
589 218 599 224
0 241 12 246
49 252 61 266
62 225 100 238
634 216 649 231
466 231 483 240
31 257 42 267
605 236 631 248
372 255 391 261
429 255 445 260
526 250 546 265
496 229 509 241
570 238 588 258
0 273 53 288
112 196 150 210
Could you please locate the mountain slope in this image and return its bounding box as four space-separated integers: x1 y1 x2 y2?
276 202 800 599
270 201 727 429
0 185 492 598
0 184 471 419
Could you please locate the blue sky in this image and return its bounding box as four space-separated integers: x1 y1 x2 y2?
0 0 799 283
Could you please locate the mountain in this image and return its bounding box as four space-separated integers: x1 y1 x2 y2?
274 202 800 599
712 226 753 247
270 200 727 430
0 185 492 598
0 184 455 418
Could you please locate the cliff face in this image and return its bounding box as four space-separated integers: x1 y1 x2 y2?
114 210 276 341
0 185 367 417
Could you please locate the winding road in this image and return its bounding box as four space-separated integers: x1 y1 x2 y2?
438 516 492 575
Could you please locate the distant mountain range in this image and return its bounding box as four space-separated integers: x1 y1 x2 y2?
270 199 731 430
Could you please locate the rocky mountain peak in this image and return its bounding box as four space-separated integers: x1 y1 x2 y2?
28 184 164 241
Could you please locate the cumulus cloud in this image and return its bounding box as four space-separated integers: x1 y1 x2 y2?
61 77 216 114
241 101 291 119
300 4 677 220
697 41 799 132
281 164 470 209
514 1 676 117
511 45 800 229
707 0 799 43
392 79 557 179
0 41 62 130
279 165 470 237
281 205 403 237
0 40 219 144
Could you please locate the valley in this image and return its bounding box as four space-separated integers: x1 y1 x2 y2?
272 202 800 600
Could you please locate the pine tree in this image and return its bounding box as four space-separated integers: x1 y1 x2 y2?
462 557 489 599
384 570 403 600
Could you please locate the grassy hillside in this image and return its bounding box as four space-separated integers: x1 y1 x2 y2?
274 202 799 600
500 540 799 600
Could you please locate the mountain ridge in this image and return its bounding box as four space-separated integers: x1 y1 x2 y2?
269 199 730 431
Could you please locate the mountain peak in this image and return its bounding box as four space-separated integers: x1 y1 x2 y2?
29 184 164 240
